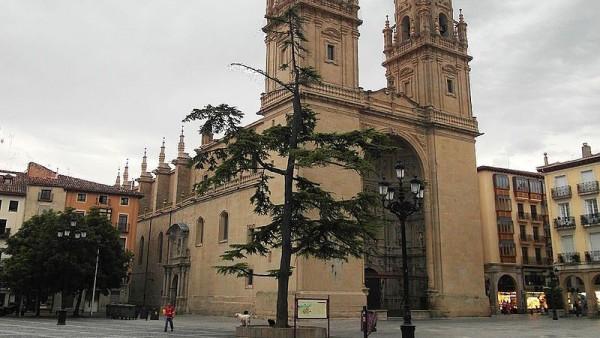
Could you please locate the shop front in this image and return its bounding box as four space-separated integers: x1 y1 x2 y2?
497 275 518 314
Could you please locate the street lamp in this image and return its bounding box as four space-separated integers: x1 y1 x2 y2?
378 161 424 338
56 216 87 325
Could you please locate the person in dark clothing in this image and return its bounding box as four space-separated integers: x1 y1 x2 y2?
163 303 175 332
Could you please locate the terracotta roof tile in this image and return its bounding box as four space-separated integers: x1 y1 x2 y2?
0 170 27 196
27 174 142 197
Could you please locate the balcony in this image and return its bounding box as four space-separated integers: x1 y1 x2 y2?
501 255 516 263
554 217 576 230
0 228 10 240
585 251 600 263
517 212 531 221
533 235 546 245
530 214 544 223
581 213 600 227
558 252 581 264
578 181 599 195
520 234 534 243
551 186 572 200
523 256 551 266
117 223 129 234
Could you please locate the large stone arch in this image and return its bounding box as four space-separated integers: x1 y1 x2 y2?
363 133 428 311
563 275 586 314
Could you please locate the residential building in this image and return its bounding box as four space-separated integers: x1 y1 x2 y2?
478 167 552 314
538 143 600 316
130 0 490 318
0 170 27 307
25 162 141 252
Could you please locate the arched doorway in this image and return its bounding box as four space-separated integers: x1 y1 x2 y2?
565 275 586 314
593 275 600 314
170 275 179 307
497 275 518 314
365 268 382 310
364 135 428 311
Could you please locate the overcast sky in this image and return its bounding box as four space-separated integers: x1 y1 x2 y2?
1 0 599 184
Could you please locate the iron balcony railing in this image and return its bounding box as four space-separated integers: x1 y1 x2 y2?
520 234 534 243
554 217 576 230
581 213 600 227
531 214 544 222
558 252 581 264
551 186 572 200
518 212 531 221
524 256 551 266
585 251 600 263
578 181 600 195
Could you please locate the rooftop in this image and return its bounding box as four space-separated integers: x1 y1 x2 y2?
477 166 542 179
0 170 27 196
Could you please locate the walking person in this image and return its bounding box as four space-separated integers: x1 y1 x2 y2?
163 303 175 332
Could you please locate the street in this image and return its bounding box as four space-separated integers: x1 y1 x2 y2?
0 314 599 337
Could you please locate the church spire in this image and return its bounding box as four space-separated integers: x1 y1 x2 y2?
159 137 166 166
141 148 148 175
115 167 121 187
122 158 130 188
178 126 185 158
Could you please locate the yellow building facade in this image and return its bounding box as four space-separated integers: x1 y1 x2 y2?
478 167 552 314
130 0 490 318
538 143 600 316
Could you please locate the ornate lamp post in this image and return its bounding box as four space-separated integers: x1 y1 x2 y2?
56 217 87 325
378 162 424 338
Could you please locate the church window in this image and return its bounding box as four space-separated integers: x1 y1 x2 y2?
138 236 144 265
219 211 229 242
446 78 455 94
196 217 204 246
439 14 449 37
404 81 411 97
401 16 411 41
246 269 254 288
326 44 335 62
158 232 164 263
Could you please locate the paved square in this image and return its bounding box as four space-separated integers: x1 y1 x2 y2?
0 314 599 337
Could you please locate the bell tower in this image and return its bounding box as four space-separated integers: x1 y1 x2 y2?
383 0 471 117
263 0 362 95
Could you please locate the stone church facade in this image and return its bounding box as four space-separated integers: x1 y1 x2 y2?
129 0 490 317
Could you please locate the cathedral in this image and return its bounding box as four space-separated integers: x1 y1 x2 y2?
129 0 490 317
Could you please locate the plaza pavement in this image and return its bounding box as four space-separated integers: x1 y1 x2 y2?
0 314 599 337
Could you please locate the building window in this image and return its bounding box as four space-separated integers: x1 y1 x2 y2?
585 199 599 215
326 44 335 62
119 238 126 250
521 247 528 263
495 195 512 211
529 180 544 194
499 240 516 256
519 224 527 240
158 232 164 263
403 81 411 97
531 205 538 218
0 219 7 234
196 218 204 246
554 175 568 188
39 189 52 202
246 269 254 288
219 211 229 242
98 195 109 205
581 170 595 183
514 177 529 192
120 197 129 206
533 227 539 241
8 201 18 212
0 200 2 210
138 236 145 265
439 13 449 37
118 214 128 232
446 78 454 94
401 16 411 41
558 203 570 218
494 174 510 189
77 193 87 202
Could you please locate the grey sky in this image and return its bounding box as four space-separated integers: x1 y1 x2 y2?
1 0 598 184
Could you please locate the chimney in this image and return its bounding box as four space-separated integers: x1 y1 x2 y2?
582 143 592 158
544 153 549 166
201 131 214 146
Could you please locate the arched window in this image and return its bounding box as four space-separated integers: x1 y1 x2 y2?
138 236 144 265
219 211 229 242
158 232 163 263
196 217 204 246
439 14 449 37
401 16 411 41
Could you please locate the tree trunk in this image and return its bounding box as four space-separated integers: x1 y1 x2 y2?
73 290 83 317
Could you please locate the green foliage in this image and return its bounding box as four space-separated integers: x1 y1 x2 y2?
0 208 131 300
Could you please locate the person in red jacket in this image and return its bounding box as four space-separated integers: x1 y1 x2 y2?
163 303 175 332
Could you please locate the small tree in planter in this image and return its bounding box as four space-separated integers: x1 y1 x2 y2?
184 7 389 328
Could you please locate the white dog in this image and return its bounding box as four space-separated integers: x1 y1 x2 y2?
234 312 252 326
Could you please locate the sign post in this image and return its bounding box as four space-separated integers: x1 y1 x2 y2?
294 295 330 338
